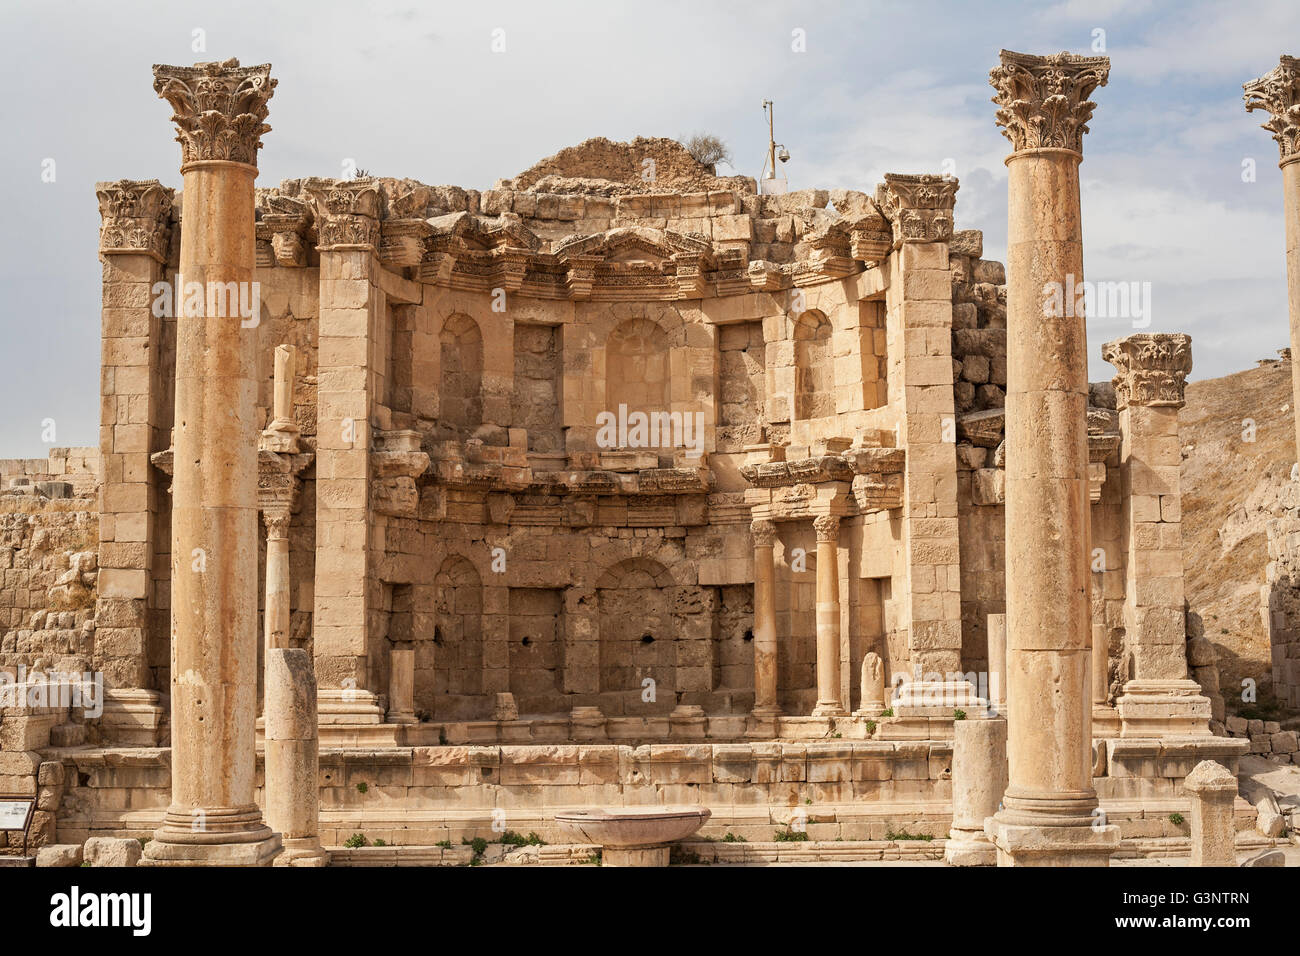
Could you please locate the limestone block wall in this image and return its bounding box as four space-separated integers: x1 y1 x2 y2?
0 496 98 676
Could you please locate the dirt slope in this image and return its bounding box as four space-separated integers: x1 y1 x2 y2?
1181 356 1294 700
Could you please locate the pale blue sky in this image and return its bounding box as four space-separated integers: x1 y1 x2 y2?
1 0 1296 456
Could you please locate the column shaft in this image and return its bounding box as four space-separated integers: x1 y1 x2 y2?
812 515 844 716
751 521 779 715
1001 149 1096 825
264 515 291 653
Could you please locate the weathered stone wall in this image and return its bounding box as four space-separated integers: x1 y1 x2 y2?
0 496 97 677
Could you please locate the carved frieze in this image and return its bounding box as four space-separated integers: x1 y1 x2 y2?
1102 333 1193 410
152 58 276 167
1244 55 1300 165
96 179 173 262
989 49 1110 154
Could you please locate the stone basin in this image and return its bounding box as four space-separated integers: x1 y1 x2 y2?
554 806 711 866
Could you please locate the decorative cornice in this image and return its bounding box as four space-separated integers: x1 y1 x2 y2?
96 179 173 262
989 50 1110 154
305 178 383 250
1244 55 1300 165
875 174 958 246
1101 333 1193 410
152 58 275 168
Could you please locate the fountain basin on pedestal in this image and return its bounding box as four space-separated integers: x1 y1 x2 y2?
554 806 711 866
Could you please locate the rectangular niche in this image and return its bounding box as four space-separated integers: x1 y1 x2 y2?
717 321 765 451
508 587 565 715
511 323 563 453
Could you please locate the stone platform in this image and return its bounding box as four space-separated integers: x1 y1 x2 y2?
42 734 1256 851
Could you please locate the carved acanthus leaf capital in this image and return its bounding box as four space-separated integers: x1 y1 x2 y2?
1244 55 1300 164
989 50 1110 154
305 177 383 250
152 58 275 167
96 179 173 262
813 514 841 542
263 511 292 538
1101 333 1192 410
750 519 777 547
875 174 958 246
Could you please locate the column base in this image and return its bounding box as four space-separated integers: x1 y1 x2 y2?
943 829 997 866
317 688 385 725
893 679 987 718
601 845 670 867
140 831 282 867
985 814 1119 867
273 838 330 868
811 700 847 717
99 689 166 747
569 706 607 742
1116 679 1212 737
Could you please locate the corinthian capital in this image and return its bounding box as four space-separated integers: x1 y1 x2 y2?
153 58 276 167
750 519 777 548
305 178 383 250
96 179 174 262
1101 333 1192 410
1244 55 1300 165
875 174 958 246
813 514 841 542
989 50 1110 154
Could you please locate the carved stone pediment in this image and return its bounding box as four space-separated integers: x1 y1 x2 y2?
554 226 712 265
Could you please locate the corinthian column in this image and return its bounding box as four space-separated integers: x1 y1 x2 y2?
142 58 281 866
811 514 846 717
750 518 780 717
985 50 1118 866
1245 55 1300 464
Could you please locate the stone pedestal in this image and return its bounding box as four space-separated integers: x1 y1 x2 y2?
1184 759 1238 867
985 49 1118 866
264 648 328 867
811 514 846 716
750 519 781 716
945 717 1007 866
142 58 280 867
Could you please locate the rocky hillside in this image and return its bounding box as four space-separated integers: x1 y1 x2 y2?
1181 354 1295 706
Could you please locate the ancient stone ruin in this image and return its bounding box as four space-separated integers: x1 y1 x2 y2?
3 48 1298 869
